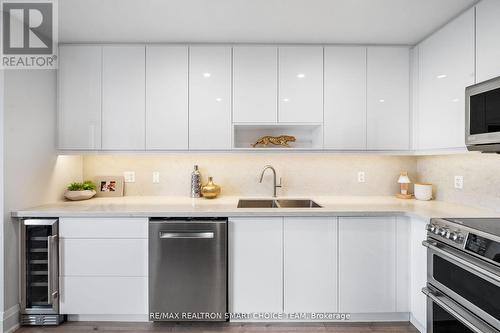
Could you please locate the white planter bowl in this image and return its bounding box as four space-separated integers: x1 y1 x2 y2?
414 183 433 201
64 190 96 201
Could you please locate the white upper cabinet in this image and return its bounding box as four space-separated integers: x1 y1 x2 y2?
102 45 146 150
339 217 397 313
284 217 337 313
367 47 410 150
233 46 277 123
278 47 323 123
146 46 188 150
324 47 367 150
189 47 232 149
58 45 102 150
417 9 474 150
476 0 500 83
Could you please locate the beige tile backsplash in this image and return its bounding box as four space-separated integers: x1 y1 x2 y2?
82 154 416 197
416 152 500 212
81 152 500 212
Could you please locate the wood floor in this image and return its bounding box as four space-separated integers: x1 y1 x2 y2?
15 321 420 333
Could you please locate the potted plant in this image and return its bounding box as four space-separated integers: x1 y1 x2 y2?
64 181 97 201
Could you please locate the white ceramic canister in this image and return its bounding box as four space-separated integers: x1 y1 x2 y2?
414 183 433 201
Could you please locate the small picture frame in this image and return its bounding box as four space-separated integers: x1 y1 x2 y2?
94 176 124 197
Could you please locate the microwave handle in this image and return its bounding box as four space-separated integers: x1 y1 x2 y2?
422 240 500 285
423 287 496 333
47 235 59 304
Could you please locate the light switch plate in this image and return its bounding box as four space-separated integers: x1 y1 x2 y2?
124 171 135 183
358 171 366 183
454 176 463 189
152 172 160 184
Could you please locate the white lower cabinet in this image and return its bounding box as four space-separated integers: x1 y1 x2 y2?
59 218 148 315
338 217 397 313
60 276 147 315
229 217 283 313
409 217 428 331
284 217 338 313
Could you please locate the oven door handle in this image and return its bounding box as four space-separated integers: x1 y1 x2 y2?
422 287 497 333
422 240 500 284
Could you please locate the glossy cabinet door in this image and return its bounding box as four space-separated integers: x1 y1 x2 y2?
417 9 474 150
58 45 102 150
102 45 146 150
324 47 367 149
189 46 231 149
229 217 283 313
59 217 148 315
409 217 428 332
233 46 277 123
279 47 323 123
476 0 500 83
284 217 337 313
338 217 396 313
146 45 188 150
367 47 409 150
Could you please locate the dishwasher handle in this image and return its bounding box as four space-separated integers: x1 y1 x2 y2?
159 231 214 239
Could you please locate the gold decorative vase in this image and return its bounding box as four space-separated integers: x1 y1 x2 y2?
201 177 221 199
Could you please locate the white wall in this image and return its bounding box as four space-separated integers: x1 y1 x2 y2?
2 70 82 332
0 69 5 333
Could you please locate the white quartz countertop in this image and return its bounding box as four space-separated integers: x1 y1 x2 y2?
11 195 500 220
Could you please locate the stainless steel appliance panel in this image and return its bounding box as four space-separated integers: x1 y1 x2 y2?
149 219 227 321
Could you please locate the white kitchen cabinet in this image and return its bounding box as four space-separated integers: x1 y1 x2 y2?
284 217 337 313
279 47 323 123
417 9 474 150
476 0 500 83
102 45 146 150
324 47 367 149
146 45 188 150
409 217 428 332
60 239 148 276
59 218 148 238
229 217 283 313
59 217 148 316
58 45 102 150
233 46 277 123
189 46 231 149
338 217 396 313
367 47 410 150
60 276 147 315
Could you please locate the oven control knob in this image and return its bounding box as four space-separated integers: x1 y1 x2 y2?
439 228 448 236
426 224 433 232
446 231 456 240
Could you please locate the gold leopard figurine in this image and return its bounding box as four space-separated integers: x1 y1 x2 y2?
252 135 296 147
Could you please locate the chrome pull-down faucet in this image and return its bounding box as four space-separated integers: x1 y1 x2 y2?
259 165 282 198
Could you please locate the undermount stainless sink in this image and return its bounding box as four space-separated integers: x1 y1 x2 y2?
237 199 322 208
237 199 279 208
276 199 322 208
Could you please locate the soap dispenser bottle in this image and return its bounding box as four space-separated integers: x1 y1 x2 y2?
191 165 202 198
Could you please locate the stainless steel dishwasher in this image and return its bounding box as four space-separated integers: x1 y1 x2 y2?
149 217 227 321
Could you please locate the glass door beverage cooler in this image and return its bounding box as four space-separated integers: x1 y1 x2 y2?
20 219 65 325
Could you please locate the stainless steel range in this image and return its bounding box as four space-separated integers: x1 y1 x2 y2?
423 218 500 333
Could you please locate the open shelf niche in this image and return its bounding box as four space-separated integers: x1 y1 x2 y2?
233 123 323 150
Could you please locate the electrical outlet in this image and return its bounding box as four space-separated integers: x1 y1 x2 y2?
123 171 135 183
358 171 366 183
152 172 160 184
454 176 464 189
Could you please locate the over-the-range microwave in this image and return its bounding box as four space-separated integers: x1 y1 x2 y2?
466 76 500 153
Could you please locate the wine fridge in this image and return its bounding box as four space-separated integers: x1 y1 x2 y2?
20 219 65 325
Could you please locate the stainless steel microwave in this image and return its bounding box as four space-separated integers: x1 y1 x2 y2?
466 76 500 152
